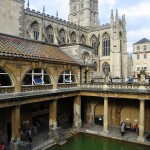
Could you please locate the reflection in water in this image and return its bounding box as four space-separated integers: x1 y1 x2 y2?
48 133 149 150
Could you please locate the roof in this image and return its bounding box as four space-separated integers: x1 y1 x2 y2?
133 38 150 45
0 33 77 65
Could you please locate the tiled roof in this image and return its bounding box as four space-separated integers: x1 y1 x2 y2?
0 33 77 65
133 38 150 45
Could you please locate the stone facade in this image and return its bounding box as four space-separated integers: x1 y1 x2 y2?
132 38 150 79
0 0 128 78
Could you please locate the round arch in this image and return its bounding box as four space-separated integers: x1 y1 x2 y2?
21 68 52 86
0 67 14 86
121 106 139 126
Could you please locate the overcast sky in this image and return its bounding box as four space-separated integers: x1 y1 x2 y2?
25 0 150 53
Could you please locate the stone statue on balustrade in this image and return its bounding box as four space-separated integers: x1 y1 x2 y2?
140 67 146 83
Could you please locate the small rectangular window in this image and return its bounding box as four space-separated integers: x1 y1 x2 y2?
143 45 147 51
144 53 147 59
143 67 147 71
137 46 140 51
137 54 140 59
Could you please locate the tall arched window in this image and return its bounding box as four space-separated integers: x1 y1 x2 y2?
80 35 86 44
102 33 110 56
46 25 54 43
0 68 12 86
91 35 98 55
91 35 97 48
102 62 110 76
71 32 76 43
58 70 76 83
94 62 98 71
31 21 39 41
22 68 51 85
60 29 66 44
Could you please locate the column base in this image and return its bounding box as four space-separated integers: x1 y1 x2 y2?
74 120 82 128
102 130 109 136
137 136 145 143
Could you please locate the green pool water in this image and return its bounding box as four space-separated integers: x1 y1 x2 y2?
48 133 149 150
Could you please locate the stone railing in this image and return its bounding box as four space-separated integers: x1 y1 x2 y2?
0 86 14 94
57 83 78 89
80 82 150 90
21 84 53 92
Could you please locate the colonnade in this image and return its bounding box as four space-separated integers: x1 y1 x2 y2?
10 97 146 143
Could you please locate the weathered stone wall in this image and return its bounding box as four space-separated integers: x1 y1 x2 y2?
0 0 24 36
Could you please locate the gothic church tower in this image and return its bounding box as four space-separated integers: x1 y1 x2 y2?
68 0 99 27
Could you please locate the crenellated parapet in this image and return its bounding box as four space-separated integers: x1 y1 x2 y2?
24 8 88 32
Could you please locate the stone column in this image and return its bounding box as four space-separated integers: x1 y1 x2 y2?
49 100 57 128
74 96 82 128
138 99 145 143
103 97 109 134
11 106 21 141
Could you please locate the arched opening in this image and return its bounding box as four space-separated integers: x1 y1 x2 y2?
70 32 76 43
102 33 110 56
102 62 110 76
31 21 39 41
0 68 12 86
94 62 98 71
121 106 139 131
59 29 66 44
22 68 51 85
94 103 104 125
46 25 54 43
80 34 86 44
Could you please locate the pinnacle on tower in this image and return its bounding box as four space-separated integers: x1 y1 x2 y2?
110 9 114 23
115 9 118 21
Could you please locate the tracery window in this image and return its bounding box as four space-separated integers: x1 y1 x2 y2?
80 35 86 44
71 32 76 43
22 68 51 85
58 70 76 83
102 33 110 56
31 21 39 41
59 29 66 44
102 62 110 76
91 35 98 55
46 25 54 43
0 68 12 86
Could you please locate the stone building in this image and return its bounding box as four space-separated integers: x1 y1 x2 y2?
132 38 150 81
0 0 128 78
0 0 150 149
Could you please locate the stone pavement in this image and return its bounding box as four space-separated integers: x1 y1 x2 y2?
6 125 150 150
29 125 150 150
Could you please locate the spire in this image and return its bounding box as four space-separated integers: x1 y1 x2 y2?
110 9 114 24
43 5 45 14
56 11 58 18
27 0 30 9
115 9 118 21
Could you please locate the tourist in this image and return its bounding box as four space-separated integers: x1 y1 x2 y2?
0 142 6 150
121 122 125 136
134 122 139 134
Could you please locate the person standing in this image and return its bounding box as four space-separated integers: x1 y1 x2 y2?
121 123 125 136
134 122 139 134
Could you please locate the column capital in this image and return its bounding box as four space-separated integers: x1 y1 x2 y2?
139 99 145 101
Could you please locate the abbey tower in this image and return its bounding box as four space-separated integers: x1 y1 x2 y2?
68 0 99 27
